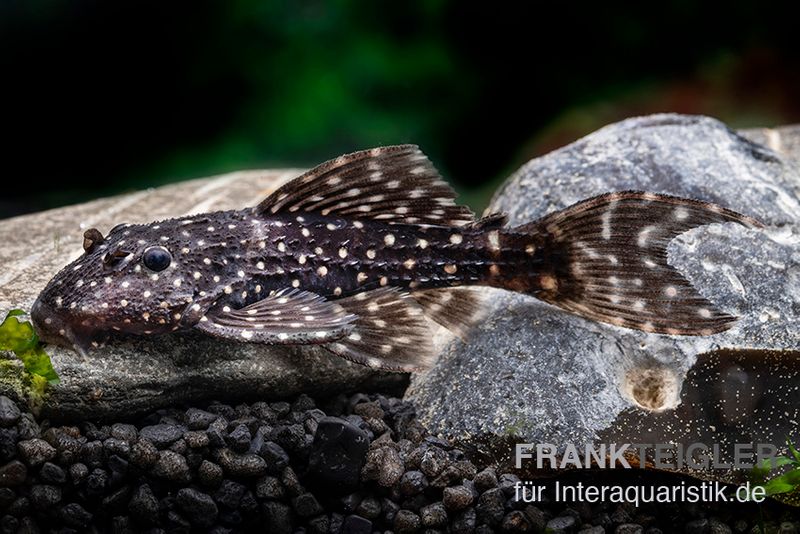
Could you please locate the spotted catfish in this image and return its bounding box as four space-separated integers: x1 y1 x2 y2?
31 145 762 371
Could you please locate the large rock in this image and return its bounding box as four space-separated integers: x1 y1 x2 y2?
406 115 800 485
0 170 405 420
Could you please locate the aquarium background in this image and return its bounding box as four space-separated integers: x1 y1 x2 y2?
2 0 798 219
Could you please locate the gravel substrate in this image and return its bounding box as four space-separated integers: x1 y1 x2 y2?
0 392 798 533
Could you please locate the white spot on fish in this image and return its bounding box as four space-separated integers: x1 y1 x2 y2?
601 210 612 240
384 234 395 246
487 231 500 250
637 226 656 247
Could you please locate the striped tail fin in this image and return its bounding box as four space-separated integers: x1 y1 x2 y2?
515 191 762 335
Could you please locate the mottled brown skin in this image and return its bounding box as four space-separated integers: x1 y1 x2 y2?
32 209 542 350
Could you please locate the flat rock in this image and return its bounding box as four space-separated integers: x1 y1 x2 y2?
0 170 405 420
406 114 800 486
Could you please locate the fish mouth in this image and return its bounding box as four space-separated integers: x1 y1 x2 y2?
31 297 106 357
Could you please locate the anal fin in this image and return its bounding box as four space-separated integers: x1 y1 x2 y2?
411 288 483 339
323 288 434 372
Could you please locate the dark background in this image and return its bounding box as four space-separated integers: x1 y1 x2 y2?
2 1 799 219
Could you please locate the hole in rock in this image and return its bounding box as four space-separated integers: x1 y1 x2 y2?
622 366 680 412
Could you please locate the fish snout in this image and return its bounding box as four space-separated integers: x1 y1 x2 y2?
31 296 71 347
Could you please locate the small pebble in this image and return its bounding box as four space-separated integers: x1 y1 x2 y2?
17 439 56 467
0 390 792 532
443 485 474 511
0 397 21 428
176 487 218 528
138 424 185 448
0 460 27 486
150 450 191 483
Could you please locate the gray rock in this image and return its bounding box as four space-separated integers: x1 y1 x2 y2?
406 114 800 485
0 169 406 420
0 396 20 427
740 124 800 166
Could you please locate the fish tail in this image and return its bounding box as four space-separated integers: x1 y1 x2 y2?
510 191 762 335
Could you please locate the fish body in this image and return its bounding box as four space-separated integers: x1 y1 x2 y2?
31 145 761 371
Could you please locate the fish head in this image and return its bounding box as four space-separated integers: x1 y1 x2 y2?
32 218 211 352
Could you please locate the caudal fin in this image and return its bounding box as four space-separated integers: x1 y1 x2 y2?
517 191 762 335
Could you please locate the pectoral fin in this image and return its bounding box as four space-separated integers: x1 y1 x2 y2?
196 288 356 344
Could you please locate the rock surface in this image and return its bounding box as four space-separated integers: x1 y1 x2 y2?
0 170 405 420
406 115 800 483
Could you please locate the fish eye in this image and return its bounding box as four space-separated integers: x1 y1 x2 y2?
142 246 172 272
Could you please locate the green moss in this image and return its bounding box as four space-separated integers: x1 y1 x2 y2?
0 359 48 415
0 309 59 401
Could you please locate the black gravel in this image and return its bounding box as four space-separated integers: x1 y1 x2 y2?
0 393 798 533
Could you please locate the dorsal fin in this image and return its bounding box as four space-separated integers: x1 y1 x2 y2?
468 212 507 230
257 145 475 226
